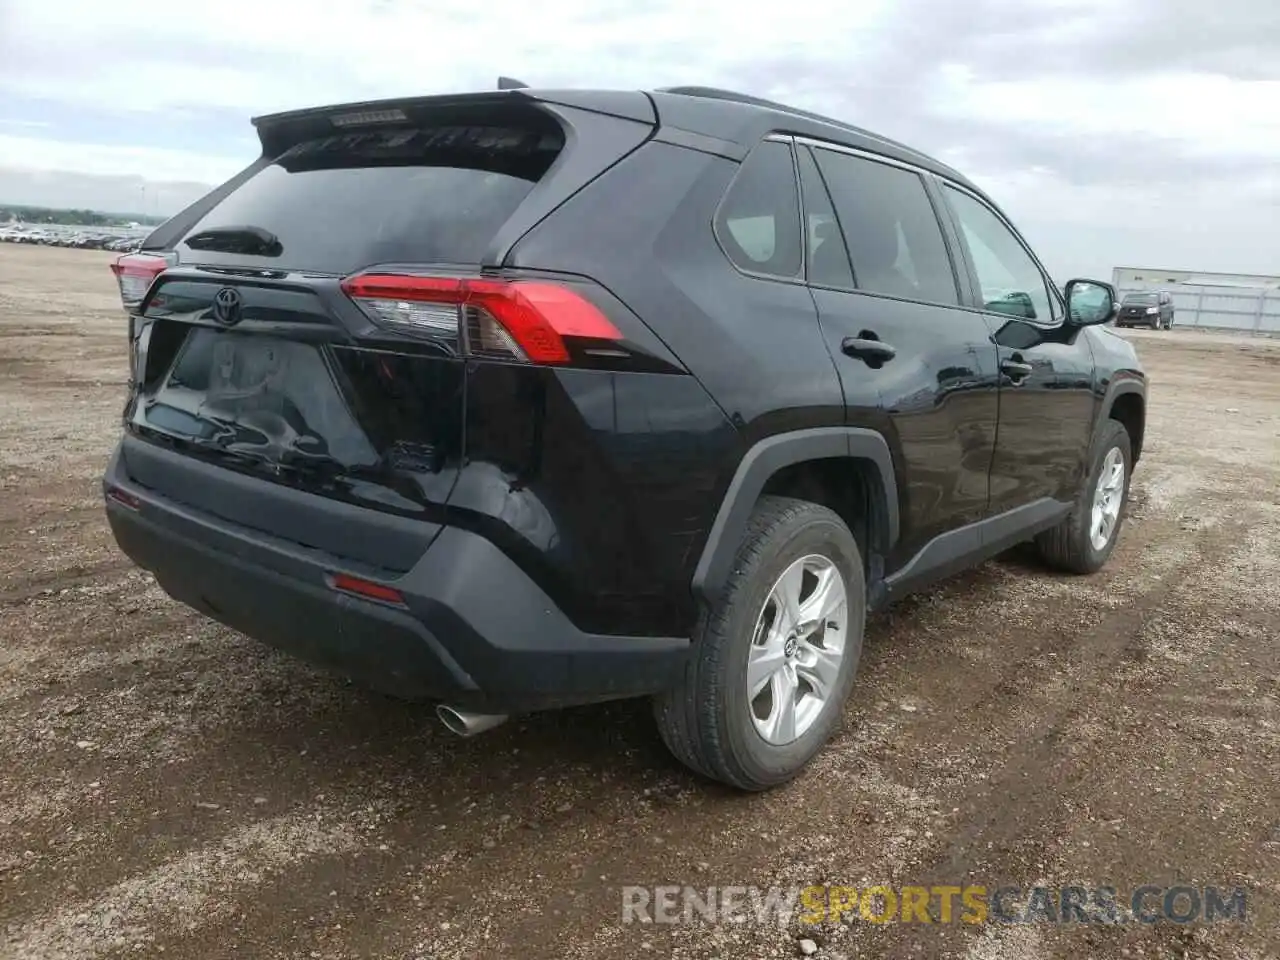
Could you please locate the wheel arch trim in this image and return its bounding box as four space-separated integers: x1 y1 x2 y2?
691 427 899 606
1096 375 1147 460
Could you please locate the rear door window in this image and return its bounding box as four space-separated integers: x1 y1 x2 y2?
178 123 564 274
812 148 959 306
715 141 803 279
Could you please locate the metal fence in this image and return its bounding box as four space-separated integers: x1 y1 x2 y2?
1115 284 1280 336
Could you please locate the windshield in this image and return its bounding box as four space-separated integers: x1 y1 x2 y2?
1123 293 1157 304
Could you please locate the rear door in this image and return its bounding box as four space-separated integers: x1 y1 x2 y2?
123 99 652 564
795 140 1002 572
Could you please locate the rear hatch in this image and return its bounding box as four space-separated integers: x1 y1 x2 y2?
121 93 655 568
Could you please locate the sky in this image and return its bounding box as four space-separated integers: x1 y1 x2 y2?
0 0 1276 280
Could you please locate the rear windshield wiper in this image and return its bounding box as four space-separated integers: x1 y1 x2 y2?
184 225 283 257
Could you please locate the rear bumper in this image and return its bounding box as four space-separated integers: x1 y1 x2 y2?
103 444 690 711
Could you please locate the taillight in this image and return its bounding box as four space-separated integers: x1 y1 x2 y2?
339 274 623 365
110 253 169 312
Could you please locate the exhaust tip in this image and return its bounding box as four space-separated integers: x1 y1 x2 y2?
436 704 470 736
436 704 508 737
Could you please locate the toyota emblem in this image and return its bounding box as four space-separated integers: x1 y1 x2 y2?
212 287 243 326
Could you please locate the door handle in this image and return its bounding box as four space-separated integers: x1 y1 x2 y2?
842 337 896 364
1001 358 1034 381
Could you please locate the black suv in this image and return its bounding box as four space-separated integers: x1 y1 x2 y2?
104 86 1146 790
1116 291 1176 329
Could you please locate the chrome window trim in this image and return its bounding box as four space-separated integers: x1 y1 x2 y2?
784 135 964 308
791 134 1068 325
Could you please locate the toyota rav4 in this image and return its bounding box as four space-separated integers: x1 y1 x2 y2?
104 85 1146 790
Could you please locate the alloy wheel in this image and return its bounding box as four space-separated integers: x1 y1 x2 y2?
1090 446 1126 551
746 554 848 745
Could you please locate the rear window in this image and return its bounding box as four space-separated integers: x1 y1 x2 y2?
178 123 564 274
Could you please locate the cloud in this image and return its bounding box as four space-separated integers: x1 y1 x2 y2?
939 71 1280 163
0 0 1275 277
0 167 215 218
0 0 895 115
0 135 247 186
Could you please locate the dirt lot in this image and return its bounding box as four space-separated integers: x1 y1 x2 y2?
1 243 1277 960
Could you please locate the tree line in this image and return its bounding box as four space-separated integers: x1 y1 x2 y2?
0 204 166 227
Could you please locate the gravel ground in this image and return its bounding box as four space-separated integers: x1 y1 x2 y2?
1 243 1277 960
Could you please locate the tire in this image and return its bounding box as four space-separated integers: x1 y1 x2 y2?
1036 419 1132 574
653 496 865 791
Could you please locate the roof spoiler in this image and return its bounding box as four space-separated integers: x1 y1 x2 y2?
250 88 659 156
250 91 542 156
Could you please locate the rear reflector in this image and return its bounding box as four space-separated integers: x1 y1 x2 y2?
330 572 406 605
340 274 622 365
105 485 142 510
110 253 170 312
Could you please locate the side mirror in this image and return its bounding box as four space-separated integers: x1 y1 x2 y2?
1065 278 1117 326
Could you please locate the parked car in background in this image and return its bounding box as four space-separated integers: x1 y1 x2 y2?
0 225 145 251
102 84 1146 790
1116 291 1175 329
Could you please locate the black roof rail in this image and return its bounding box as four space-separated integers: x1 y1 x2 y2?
655 84 959 178
655 85 858 130
657 86 789 107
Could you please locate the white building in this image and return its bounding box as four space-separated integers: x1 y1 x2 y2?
1113 266 1280 290
1111 266 1280 335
